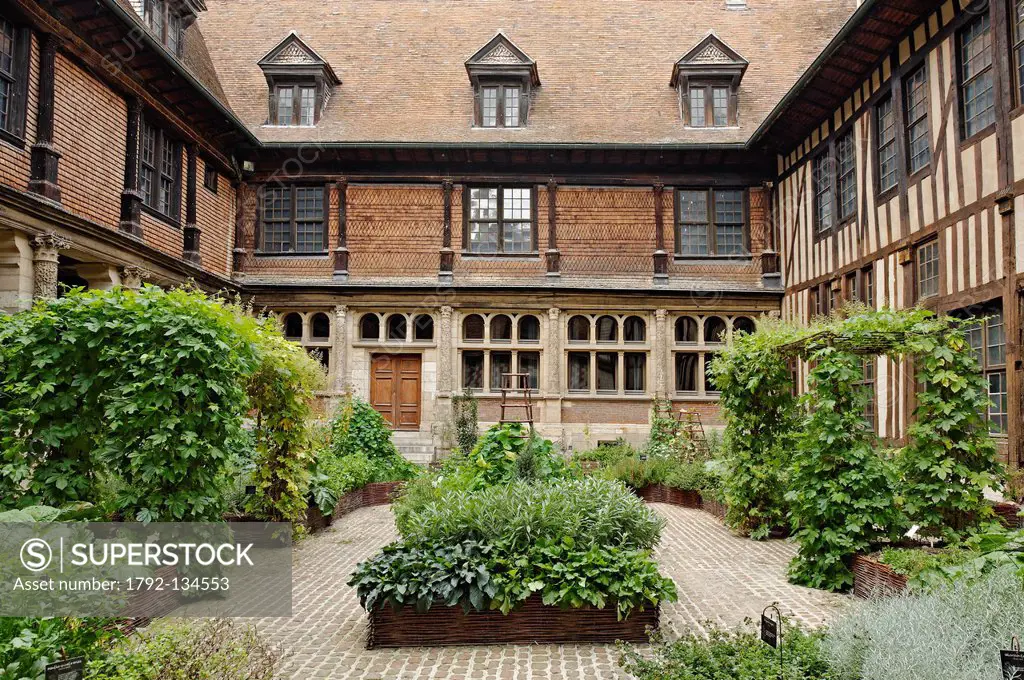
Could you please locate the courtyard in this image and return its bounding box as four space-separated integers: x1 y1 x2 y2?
263 503 846 679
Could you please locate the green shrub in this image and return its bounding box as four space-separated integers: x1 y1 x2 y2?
878 547 973 585
0 617 118 680
909 526 1024 587
466 422 568 489
620 623 838 680
824 570 1024 680
572 441 636 465
601 456 675 489
86 619 279 680
451 390 479 454
330 396 401 461
787 345 902 591
0 287 264 521
664 460 716 492
395 477 664 552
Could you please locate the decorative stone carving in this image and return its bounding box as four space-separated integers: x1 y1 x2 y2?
438 306 454 395
691 44 731 64
480 43 523 64
332 305 348 392
120 265 147 290
31 233 70 300
547 308 561 394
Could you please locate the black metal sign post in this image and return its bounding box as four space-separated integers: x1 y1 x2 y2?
761 603 783 680
45 656 84 680
1002 636 1024 680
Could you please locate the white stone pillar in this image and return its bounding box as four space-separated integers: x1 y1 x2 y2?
547 307 561 395
31 233 71 300
0 229 34 312
438 305 454 396
332 304 348 393
654 309 668 398
76 263 122 291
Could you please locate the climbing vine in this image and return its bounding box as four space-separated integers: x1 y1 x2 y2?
710 318 805 539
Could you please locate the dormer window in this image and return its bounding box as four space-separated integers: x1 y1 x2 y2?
671 33 747 129
466 33 540 128
258 33 340 127
141 0 197 56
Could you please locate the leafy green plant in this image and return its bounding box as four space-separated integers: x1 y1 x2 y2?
910 527 1024 586
0 617 118 680
462 422 568 490
898 315 1002 536
786 345 901 591
619 622 838 680
825 570 1024 680
349 535 675 620
0 287 266 522
86 619 279 680
395 477 664 552
451 390 479 455
572 441 636 466
600 456 675 489
244 323 325 526
710 318 806 539
878 547 972 584
330 395 401 461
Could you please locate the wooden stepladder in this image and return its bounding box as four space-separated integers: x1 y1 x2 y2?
499 372 534 429
676 408 710 457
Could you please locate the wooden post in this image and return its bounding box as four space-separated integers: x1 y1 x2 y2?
28 34 61 202
119 98 143 238
439 179 453 281
653 182 668 283
334 179 349 279
182 144 201 265
546 179 560 275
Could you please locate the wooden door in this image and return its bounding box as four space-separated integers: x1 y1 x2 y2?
370 353 421 429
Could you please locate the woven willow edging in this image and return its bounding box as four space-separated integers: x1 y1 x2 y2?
851 554 908 599
368 595 658 648
306 481 405 532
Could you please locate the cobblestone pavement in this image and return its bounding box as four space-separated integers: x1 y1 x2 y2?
259 504 848 680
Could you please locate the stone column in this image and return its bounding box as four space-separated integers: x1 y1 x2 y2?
120 265 146 290
438 305 454 396
547 307 561 395
31 233 70 300
0 230 35 312
654 309 668 398
76 263 122 290
332 304 348 392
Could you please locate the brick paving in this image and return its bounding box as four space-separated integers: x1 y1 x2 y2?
259 503 848 679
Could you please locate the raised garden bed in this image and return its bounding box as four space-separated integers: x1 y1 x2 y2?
994 501 1024 529
634 483 702 508
368 595 658 648
302 481 405 532
852 553 907 599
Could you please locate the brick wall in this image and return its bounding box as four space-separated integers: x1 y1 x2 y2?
196 156 234 275
558 187 656 274
52 52 126 231
348 184 441 277
0 33 36 191
562 399 650 424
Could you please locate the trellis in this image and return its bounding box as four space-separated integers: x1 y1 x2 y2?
712 308 1003 591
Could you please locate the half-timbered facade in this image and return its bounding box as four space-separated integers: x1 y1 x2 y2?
0 0 1019 464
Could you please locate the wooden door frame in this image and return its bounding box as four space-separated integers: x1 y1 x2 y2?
369 351 423 430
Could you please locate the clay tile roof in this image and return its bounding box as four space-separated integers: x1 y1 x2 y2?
196 0 858 146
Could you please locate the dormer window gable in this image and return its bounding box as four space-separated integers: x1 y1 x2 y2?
258 33 340 127
131 0 204 56
465 33 540 128
671 33 748 128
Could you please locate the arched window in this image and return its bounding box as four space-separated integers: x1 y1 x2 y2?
490 314 513 341
675 316 698 343
624 316 646 342
310 313 331 340
413 314 434 341
596 315 618 342
704 316 727 343
733 316 756 335
359 314 380 341
283 313 303 340
387 314 407 341
463 314 485 341
568 315 590 342
518 315 540 342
